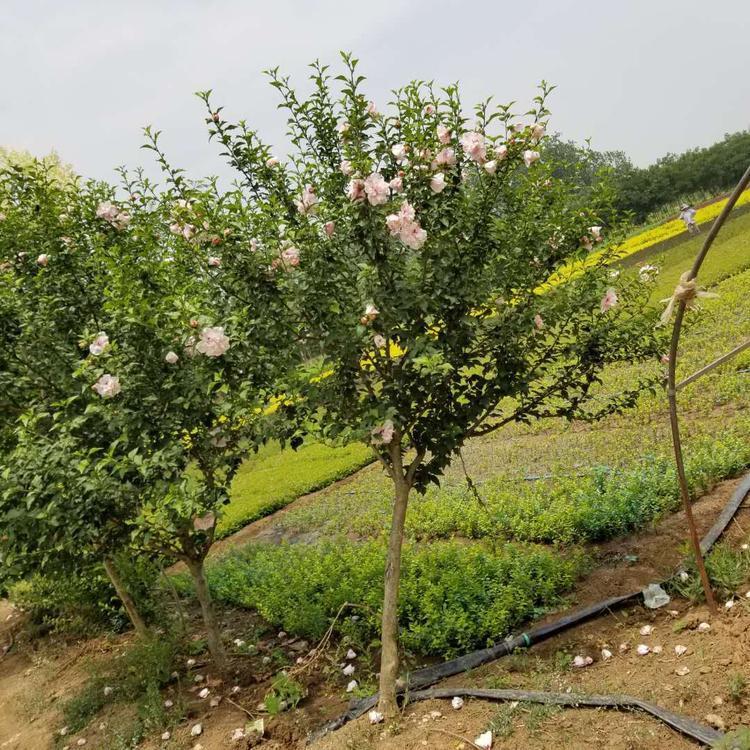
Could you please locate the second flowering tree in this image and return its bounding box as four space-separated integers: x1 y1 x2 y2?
201 55 664 715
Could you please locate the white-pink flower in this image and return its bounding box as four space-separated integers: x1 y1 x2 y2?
483 160 497 175
89 333 109 356
495 144 508 160
364 173 390 206
36 254 49 267
208 256 221 268
371 420 395 446
165 351 179 364
296 184 318 215
424 104 436 115
249 238 259 252
531 123 546 142
389 176 403 193
196 326 230 357
589 226 603 242
436 124 451 144
386 213 402 235
523 150 540 167
337 121 350 136
534 314 544 330
340 160 354 176
386 201 426 249
435 147 457 168
92 374 121 398
265 157 279 168
346 179 366 202
182 224 196 241
363 303 379 321
400 221 427 250
96 201 119 222
391 143 408 163
600 288 618 313
430 172 447 193
366 100 379 117
281 247 300 267
324 221 336 238
459 131 486 163
373 334 386 349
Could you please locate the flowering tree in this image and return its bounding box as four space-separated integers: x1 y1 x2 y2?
200 54 664 715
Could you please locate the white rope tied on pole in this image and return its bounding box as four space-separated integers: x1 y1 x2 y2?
659 271 718 326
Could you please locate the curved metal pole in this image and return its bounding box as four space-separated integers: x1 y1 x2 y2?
667 164 750 615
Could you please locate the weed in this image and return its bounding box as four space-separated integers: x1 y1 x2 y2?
264 673 306 715
728 673 747 703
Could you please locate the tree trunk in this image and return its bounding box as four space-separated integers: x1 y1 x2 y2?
102 557 148 638
377 474 411 718
186 557 227 673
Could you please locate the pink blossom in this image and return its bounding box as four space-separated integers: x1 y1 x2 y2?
523 150 540 167
169 222 182 235
435 147 457 167
165 351 179 364
366 100 379 117
531 123 546 141
265 157 279 168
324 221 336 237
296 184 318 215
391 143 408 163
92 374 121 398
96 201 119 222
89 333 109 356
371 419 395 446
660 354 670 365
373 334 386 349
208 256 221 268
534 314 544 330
400 221 427 250
589 226 603 242
386 213 402 235
36 254 49 267
580 236 594 251
483 160 497 175
346 179 366 202
398 201 416 224
364 173 390 206
196 326 230 357
436 124 451 144
363 303 379 321
600 288 618 313
340 160 354 176
281 247 300 267
182 224 196 241
430 172 447 193
389 176 403 193
424 104 436 115
459 131 487 163
495 144 508 160
337 121 350 136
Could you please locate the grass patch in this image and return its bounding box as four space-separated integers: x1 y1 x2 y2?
218 440 373 536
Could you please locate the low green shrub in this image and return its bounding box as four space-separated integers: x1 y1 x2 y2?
204 539 586 658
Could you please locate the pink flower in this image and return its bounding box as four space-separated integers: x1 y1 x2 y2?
424 104 436 115
430 172 446 193
89 332 109 356
371 420 395 446
169 222 182 235
36 254 49 266
196 326 230 357
436 124 451 144
589 226 603 242
398 201 416 224
660 353 670 365
400 221 427 250
296 184 318 215
364 173 390 206
531 123 546 141
324 221 336 237
182 224 196 241
340 160 354 176
346 179 366 202
373 334 386 348
495 144 508 160
391 143 408 163
435 147 457 168
96 201 119 222
386 213 402 235
483 160 497 175
600 288 618 313
580 236 594 251
265 157 279 168
366 100 379 117
165 351 179 364
534 314 544 330
337 121 350 136
459 131 486 163
363 303 380 322
208 256 221 268
92 374 121 398
282 247 300 267
523 150 540 167
389 176 403 193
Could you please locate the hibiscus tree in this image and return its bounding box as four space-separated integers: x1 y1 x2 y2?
200 54 664 715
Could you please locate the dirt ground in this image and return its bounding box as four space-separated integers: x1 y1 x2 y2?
2 477 750 750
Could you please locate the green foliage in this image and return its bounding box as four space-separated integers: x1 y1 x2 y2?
727 672 747 703
264 673 306 714
713 726 750 750
219 440 372 535
671 542 750 602
205 538 585 658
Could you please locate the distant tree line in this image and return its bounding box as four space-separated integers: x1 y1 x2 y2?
543 130 750 224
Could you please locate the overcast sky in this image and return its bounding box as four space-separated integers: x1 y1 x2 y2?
3 0 749 183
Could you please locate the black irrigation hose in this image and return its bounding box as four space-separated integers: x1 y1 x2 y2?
309 471 750 745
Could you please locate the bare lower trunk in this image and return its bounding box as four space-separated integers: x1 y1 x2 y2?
186 557 227 673
377 475 411 718
103 557 148 638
